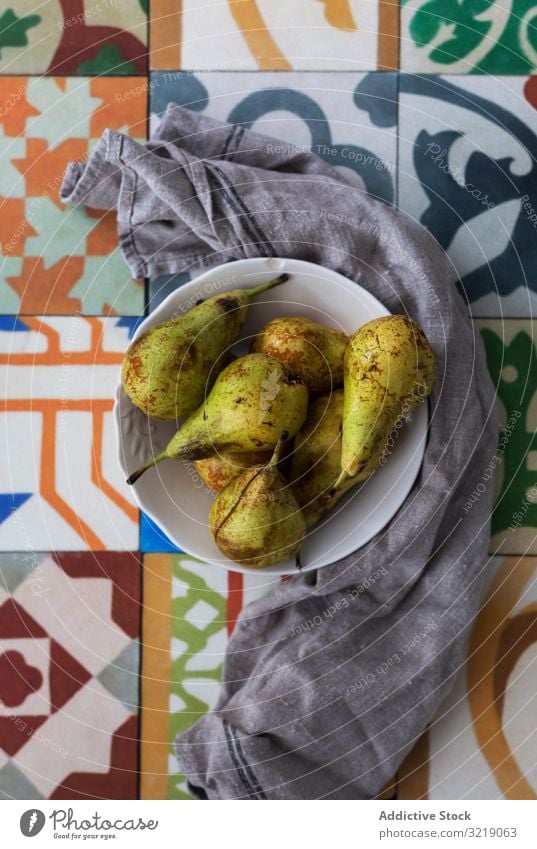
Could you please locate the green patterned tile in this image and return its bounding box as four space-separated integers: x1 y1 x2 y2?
477 320 537 554
401 0 537 74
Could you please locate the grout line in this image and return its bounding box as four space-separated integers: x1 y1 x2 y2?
148 68 401 74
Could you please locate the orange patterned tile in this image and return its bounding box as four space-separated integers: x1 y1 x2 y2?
0 77 146 315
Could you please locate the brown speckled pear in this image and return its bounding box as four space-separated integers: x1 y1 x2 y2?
336 315 436 487
290 390 361 528
251 315 348 393
126 353 308 484
209 436 306 569
194 449 271 493
122 274 288 420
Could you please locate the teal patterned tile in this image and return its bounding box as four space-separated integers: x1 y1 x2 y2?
398 74 537 317
150 71 398 205
148 272 192 313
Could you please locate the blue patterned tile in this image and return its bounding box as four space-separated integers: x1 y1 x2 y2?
148 272 192 312
149 71 398 205
140 512 181 553
398 74 537 317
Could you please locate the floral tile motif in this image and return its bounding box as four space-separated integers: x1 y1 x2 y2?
0 315 140 551
398 74 537 317
150 71 398 205
398 556 537 799
0 2 147 75
476 320 537 557
401 0 537 75
140 554 274 799
0 552 141 800
0 77 146 315
151 0 398 72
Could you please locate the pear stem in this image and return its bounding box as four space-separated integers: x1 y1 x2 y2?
246 273 289 299
126 451 168 485
270 431 289 466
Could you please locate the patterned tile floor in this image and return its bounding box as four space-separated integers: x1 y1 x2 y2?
0 3 536 800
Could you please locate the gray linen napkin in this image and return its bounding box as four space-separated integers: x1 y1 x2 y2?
62 105 499 800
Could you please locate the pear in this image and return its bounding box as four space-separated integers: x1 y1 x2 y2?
251 316 348 394
194 449 271 493
209 435 306 569
335 315 436 487
290 390 361 528
122 274 288 420
127 353 308 484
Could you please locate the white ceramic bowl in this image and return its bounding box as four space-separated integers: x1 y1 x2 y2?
114 257 428 575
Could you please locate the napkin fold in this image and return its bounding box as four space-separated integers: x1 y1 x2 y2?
62 105 499 799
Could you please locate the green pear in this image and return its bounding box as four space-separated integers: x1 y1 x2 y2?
290 390 361 528
194 449 271 493
209 436 305 569
336 315 436 486
251 316 348 393
122 274 288 419
127 353 308 484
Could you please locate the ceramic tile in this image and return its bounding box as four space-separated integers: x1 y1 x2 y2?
150 71 398 205
140 553 274 799
0 552 140 800
401 0 537 75
398 556 537 800
476 320 537 557
140 513 181 553
0 1 147 75
147 272 192 313
151 0 398 72
0 315 140 551
0 76 146 315
398 74 537 317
